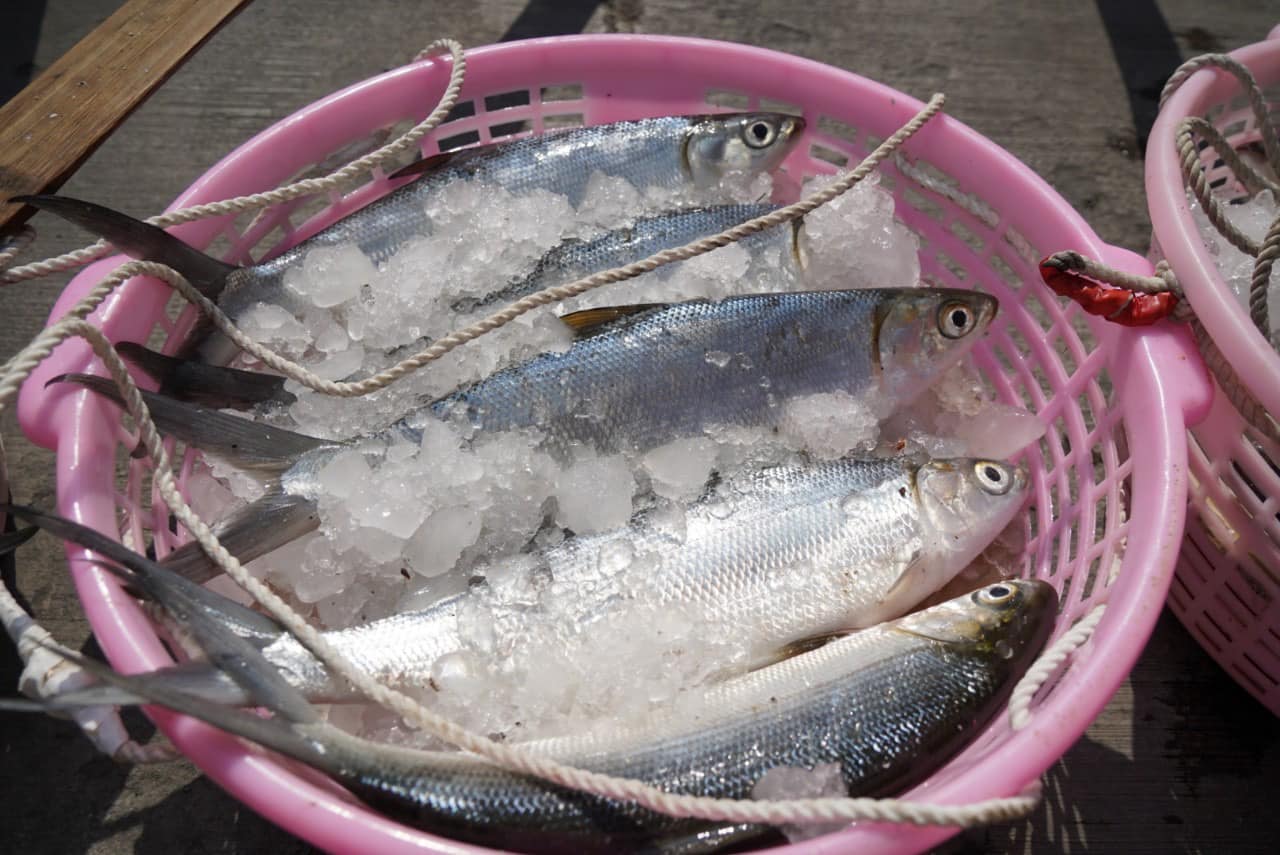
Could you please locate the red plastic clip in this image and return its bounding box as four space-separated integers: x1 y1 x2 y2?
1038 257 1179 326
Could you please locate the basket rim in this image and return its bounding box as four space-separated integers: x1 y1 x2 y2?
1145 34 1280 417
23 33 1206 855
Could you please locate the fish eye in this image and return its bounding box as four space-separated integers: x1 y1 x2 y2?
742 119 778 149
938 301 975 339
976 583 1018 606
974 461 1014 495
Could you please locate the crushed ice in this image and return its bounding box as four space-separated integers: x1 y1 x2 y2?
1187 187 1280 345
188 166 1038 740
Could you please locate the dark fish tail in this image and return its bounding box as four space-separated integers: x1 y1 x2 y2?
160 489 321 584
115 342 292 410
4 505 314 723
12 195 241 301
50 374 328 582
52 373 327 473
0 526 37 556
3 642 327 769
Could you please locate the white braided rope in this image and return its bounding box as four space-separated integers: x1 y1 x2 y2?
1009 605 1106 731
2 87 1055 825
0 226 35 271
0 40 467 286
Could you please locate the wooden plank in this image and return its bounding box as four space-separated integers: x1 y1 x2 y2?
0 0 252 236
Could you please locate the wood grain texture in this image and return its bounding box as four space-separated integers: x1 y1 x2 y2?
1 1 1278 853
0 0 251 234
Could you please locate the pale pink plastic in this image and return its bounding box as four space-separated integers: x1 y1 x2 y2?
18 35 1212 854
1147 31 1280 714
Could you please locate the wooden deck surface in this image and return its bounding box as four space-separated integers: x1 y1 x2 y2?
2 2 1278 852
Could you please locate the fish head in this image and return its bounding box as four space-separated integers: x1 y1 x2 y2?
913 456 1028 578
683 113 805 184
894 578 1058 665
874 289 998 401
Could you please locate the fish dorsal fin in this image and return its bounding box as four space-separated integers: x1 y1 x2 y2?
558 303 670 337
388 147 485 181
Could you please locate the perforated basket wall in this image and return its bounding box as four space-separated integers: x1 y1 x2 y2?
1147 36 1280 715
17 35 1209 855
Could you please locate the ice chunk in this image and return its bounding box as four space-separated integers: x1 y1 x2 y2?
779 391 881 458
406 506 483 578
284 244 376 308
800 172 921 291
1188 187 1280 343
237 302 312 355
642 438 718 500
751 763 849 843
554 453 637 534
943 402 1046 459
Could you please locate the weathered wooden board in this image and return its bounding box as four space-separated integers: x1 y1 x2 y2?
0 0 250 235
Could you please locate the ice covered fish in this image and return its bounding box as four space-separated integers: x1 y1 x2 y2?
117 202 792 413
10 453 1027 716
16 113 803 365
62 287 998 581
2 516 1055 853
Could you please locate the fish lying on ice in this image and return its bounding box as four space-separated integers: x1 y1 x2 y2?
60 288 998 582
11 451 1027 709
101 202 795 413
16 113 804 366
4 507 1056 853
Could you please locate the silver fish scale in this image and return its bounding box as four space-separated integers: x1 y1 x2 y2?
262 457 922 699
453 203 785 316
221 117 709 320
333 633 1011 842
409 291 887 455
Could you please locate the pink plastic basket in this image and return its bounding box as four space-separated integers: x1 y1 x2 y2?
18 35 1211 854
1148 31 1280 715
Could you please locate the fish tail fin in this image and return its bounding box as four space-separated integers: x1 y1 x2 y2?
0 661 253 710
2 643 326 768
159 489 320 584
37 374 325 579
11 194 240 300
115 342 293 410
0 526 38 556
4 505 318 725
50 373 329 473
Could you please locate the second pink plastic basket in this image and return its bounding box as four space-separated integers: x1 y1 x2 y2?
18 34 1211 854
1147 32 1280 715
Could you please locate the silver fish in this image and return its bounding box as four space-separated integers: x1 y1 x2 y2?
450 202 791 317
110 202 797 413
2 518 1054 854
16 113 804 365
63 287 999 581
87 453 1026 708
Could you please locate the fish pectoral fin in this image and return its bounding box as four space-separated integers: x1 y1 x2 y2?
880 550 925 606
558 304 671 336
